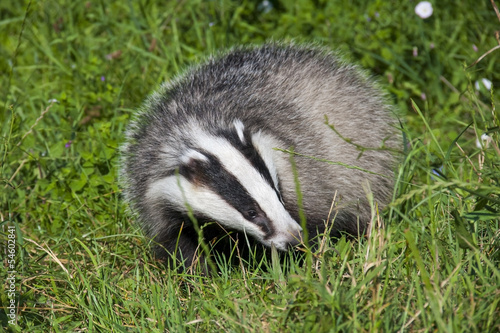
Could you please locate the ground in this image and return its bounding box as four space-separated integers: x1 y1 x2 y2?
1 1 499 332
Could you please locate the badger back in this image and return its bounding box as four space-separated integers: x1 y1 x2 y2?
120 43 399 266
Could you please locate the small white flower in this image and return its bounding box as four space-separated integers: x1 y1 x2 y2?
415 1 433 19
258 0 273 13
47 99 59 103
475 78 492 91
476 133 492 149
475 138 481 149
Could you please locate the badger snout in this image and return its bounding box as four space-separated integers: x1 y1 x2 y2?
268 222 303 251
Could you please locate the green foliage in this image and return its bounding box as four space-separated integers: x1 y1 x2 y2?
1 0 499 332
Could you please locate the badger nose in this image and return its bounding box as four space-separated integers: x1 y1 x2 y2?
287 236 301 248
286 229 303 248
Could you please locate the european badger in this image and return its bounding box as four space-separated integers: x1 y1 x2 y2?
120 43 399 268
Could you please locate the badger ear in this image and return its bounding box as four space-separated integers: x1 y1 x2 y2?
180 150 209 165
178 150 209 182
233 119 246 144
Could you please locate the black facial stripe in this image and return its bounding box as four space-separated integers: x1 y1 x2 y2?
218 127 282 201
179 151 275 236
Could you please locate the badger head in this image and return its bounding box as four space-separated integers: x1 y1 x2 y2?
146 119 302 251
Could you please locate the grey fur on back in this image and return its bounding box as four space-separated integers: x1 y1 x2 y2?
120 42 400 266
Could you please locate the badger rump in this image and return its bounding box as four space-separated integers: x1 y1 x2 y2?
119 42 400 270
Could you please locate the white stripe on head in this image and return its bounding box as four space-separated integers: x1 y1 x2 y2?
192 129 302 248
251 131 281 193
146 175 262 236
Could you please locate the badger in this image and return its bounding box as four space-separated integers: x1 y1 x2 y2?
120 43 399 269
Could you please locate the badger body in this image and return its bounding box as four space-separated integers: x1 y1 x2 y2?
120 43 399 267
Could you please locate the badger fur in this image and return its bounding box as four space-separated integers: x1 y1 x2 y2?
120 43 399 268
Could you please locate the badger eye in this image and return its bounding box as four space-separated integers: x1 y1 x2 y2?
247 209 258 219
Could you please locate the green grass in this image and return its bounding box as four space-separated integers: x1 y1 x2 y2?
1 0 499 332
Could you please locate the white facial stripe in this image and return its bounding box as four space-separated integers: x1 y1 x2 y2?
251 131 280 193
233 119 246 144
147 175 262 235
193 131 302 238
